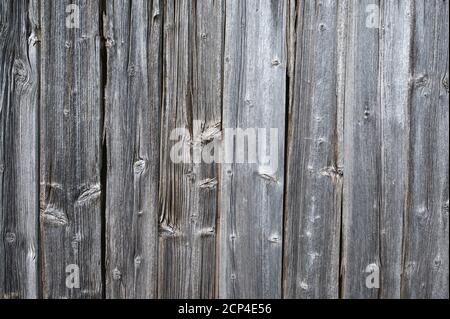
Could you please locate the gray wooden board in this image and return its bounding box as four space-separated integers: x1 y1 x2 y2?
39 0 102 299
378 0 413 299
283 0 344 299
219 0 287 299
104 0 162 298
158 0 224 299
401 0 449 299
0 0 39 299
341 0 383 299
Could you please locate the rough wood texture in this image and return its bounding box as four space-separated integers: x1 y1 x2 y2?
40 0 102 298
341 0 449 299
378 0 413 298
219 0 287 299
0 0 39 299
158 0 223 299
283 0 344 299
0 0 448 300
341 0 382 299
401 0 449 299
104 0 162 298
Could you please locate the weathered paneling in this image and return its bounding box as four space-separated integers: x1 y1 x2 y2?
0 0 448 300
401 0 449 299
40 0 102 298
283 0 344 299
341 0 381 299
104 0 162 298
219 0 287 298
0 0 39 299
158 0 223 298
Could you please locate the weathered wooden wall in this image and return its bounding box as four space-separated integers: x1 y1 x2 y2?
0 0 448 299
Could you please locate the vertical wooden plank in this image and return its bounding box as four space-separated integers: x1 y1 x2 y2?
340 0 445 299
104 0 162 298
40 0 102 298
158 0 223 298
378 0 413 298
402 0 449 299
341 0 381 299
219 0 287 298
0 0 39 299
283 0 344 299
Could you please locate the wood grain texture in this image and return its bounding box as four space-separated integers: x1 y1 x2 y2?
341 0 382 299
158 0 223 299
401 0 449 299
283 0 344 299
40 0 102 298
0 0 39 299
104 0 162 298
341 0 449 299
378 0 413 298
0 0 448 300
219 0 287 299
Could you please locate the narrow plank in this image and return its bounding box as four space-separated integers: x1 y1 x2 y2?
402 0 449 299
219 0 287 298
104 0 162 298
378 0 413 298
0 0 39 299
283 0 344 299
158 0 224 298
40 0 102 298
341 0 381 299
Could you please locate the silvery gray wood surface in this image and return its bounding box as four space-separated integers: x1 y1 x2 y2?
342 0 415 299
104 0 162 298
219 0 287 298
341 0 382 299
0 0 39 299
158 0 223 298
341 0 449 299
283 0 344 299
378 0 413 298
0 0 448 299
39 0 102 298
401 0 449 299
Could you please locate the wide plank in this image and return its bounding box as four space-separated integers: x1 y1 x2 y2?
283 0 345 299
219 0 287 298
401 0 449 299
158 0 224 298
104 0 162 299
40 0 102 298
0 0 39 299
